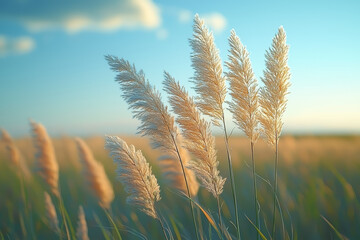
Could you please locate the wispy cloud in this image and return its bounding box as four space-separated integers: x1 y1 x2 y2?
176 10 227 33
0 0 161 33
0 36 35 57
156 28 168 40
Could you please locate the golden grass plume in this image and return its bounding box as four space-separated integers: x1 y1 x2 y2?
190 14 226 126
31 121 59 197
163 72 226 197
105 136 160 219
105 56 199 196
259 26 291 147
225 30 260 143
76 206 89 240
75 137 114 209
44 191 60 233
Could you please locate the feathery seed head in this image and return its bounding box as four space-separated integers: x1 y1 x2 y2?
163 72 226 197
260 26 291 147
105 55 199 196
225 30 260 143
105 136 161 219
190 14 227 126
31 121 59 197
76 206 89 240
44 192 60 233
1 129 20 166
75 137 114 209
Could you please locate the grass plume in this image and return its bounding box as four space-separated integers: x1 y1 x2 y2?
31 121 59 197
44 192 60 234
225 29 260 239
105 136 161 219
76 206 89 240
259 26 291 239
105 55 200 239
75 137 114 209
190 14 226 126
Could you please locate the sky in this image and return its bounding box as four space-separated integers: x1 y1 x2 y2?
0 0 359 137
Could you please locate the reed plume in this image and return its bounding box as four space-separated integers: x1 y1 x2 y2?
259 26 290 239
105 136 160 219
106 55 199 239
31 121 59 197
163 72 225 198
226 30 260 143
189 14 226 126
76 206 89 240
44 191 60 234
1 129 20 166
225 29 260 239
75 137 114 209
190 14 240 239
1 129 31 179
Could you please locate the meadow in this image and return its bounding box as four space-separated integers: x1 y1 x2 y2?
1 134 359 239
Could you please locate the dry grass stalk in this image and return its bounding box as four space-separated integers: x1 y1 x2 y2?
226 30 260 143
190 14 226 126
31 121 59 197
105 55 199 196
105 136 161 219
44 191 60 234
75 137 114 209
260 26 291 147
163 72 225 198
76 206 89 240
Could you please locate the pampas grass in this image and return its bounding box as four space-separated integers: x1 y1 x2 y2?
105 136 160 219
259 26 291 239
225 29 260 239
1 129 20 166
105 55 200 239
190 14 226 127
164 72 225 198
75 137 114 209
163 72 226 232
1 129 31 179
226 30 260 144
31 121 59 197
190 14 241 238
76 206 89 240
44 192 60 234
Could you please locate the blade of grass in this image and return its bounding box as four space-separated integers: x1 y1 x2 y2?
321 216 348 240
246 215 268 240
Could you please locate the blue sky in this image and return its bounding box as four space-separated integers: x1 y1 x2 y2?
0 0 359 137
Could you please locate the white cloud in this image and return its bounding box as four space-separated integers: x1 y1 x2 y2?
202 13 227 33
178 10 192 23
176 10 227 33
156 28 168 40
0 0 161 33
0 36 35 57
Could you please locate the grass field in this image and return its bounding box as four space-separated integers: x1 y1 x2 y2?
1 134 359 239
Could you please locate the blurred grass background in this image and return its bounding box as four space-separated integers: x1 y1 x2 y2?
1 135 360 239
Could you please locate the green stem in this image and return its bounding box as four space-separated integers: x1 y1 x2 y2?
222 115 241 240
170 133 200 240
58 195 71 240
104 208 122 240
272 138 279 240
158 218 169 240
216 196 224 240
251 142 259 240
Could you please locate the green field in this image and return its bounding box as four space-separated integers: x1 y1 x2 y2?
1 135 359 239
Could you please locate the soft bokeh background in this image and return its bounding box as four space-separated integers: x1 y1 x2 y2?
1 0 359 137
